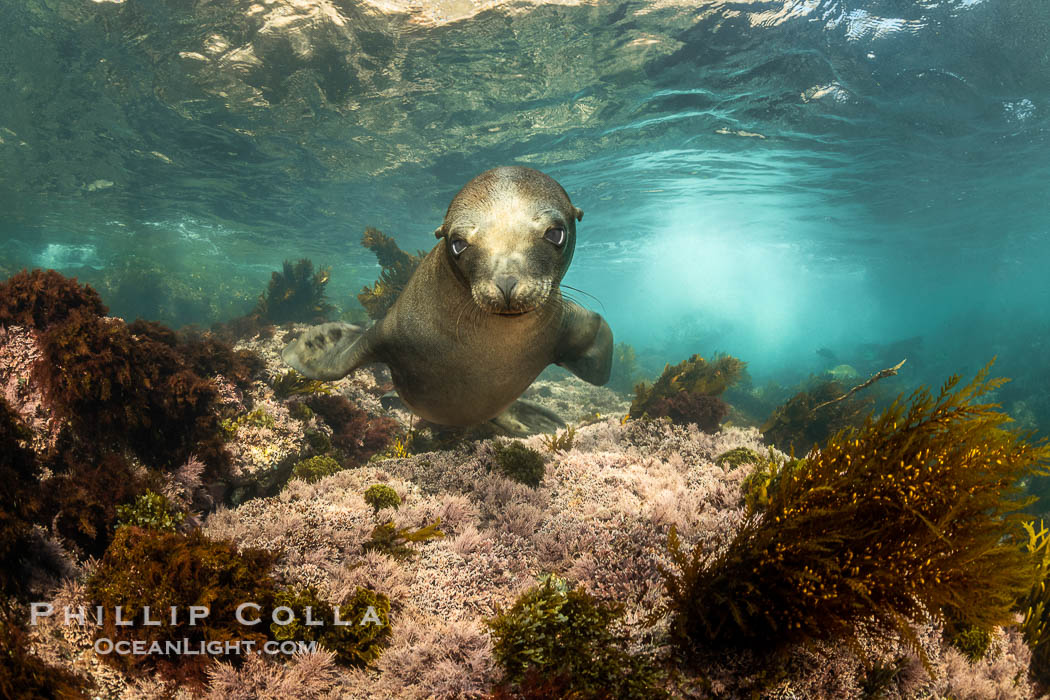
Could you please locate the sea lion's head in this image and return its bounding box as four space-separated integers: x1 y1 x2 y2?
435 166 584 316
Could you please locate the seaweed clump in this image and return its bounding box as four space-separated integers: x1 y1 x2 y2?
362 519 444 560
539 426 575 454
364 484 401 512
660 364 1049 668
0 398 41 596
254 259 334 324
356 228 424 320
486 574 666 700
271 369 330 400
0 268 107 329
1020 520 1050 683
291 455 343 483
715 446 763 470
36 314 235 475
761 378 873 455
115 490 185 532
490 439 546 487
305 394 396 466
269 585 392 667
629 354 744 432
0 270 264 557
85 526 278 683
944 621 993 663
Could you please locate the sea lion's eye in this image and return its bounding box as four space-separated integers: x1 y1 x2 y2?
450 238 468 256
544 227 566 247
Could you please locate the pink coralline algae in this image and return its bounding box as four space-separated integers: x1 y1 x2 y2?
0 325 62 451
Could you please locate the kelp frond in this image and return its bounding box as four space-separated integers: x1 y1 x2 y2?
661 362 1050 671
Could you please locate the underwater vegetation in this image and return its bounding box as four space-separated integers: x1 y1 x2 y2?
0 397 40 597
271 368 331 400
660 364 1050 671
0 268 107 329
944 621 993 664
356 227 424 321
114 490 186 533
362 519 444 560
539 426 576 453
86 526 278 684
762 361 906 455
0 269 263 557
629 354 744 432
761 378 874 455
291 454 343 483
0 602 87 700
39 314 232 474
607 342 645 395
305 393 397 466
363 484 401 512
489 439 546 487
269 586 392 667
221 408 277 437
1021 520 1050 684
715 446 763 470
254 258 334 325
652 393 729 434
738 453 807 513
486 574 666 700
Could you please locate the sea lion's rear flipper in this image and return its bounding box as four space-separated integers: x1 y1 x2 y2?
489 399 567 437
281 322 376 381
555 302 613 386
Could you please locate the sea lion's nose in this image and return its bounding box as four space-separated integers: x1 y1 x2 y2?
493 275 518 306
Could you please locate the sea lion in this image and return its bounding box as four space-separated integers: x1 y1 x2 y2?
281 166 613 427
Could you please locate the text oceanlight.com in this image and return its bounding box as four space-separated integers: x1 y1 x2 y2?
92 639 318 656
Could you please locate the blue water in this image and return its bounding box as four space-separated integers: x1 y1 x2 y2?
2 0 1049 423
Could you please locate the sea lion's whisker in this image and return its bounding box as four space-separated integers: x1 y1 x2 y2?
560 284 606 314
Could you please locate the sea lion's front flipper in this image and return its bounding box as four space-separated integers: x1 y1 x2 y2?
281 322 377 381
555 302 613 386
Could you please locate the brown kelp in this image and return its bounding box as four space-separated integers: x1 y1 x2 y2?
1020 520 1050 683
254 258 334 324
0 269 262 556
762 360 905 455
0 397 42 596
761 378 873 454
660 364 1050 671
0 268 107 328
486 574 666 699
629 353 744 432
268 586 392 667
362 519 444 560
539 426 576 454
490 438 546 487
86 526 279 683
356 227 424 321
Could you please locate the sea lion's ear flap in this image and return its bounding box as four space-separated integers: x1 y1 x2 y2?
434 225 446 239
573 207 584 222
